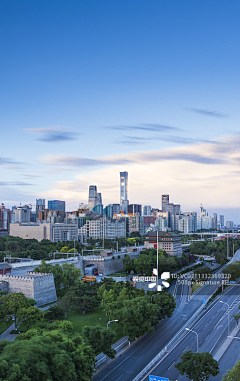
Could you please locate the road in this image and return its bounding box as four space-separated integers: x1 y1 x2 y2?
142 283 240 380
93 262 231 380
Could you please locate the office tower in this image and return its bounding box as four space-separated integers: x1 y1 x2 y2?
112 204 120 215
92 203 103 215
226 221 234 229
162 195 169 212
97 192 102 205
88 185 98 211
14 205 31 223
36 199 45 220
128 204 142 215
213 213 217 222
0 204 10 236
48 200 65 212
143 205 151 216
120 171 129 213
182 211 197 232
173 204 181 214
219 215 224 228
200 204 207 217
104 204 113 218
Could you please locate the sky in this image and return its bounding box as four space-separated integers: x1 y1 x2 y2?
0 0 240 222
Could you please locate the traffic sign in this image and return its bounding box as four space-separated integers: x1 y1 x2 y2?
203 299 206 304
230 281 236 284
149 376 169 381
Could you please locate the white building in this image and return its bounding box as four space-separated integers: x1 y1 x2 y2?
79 215 126 240
14 206 31 223
10 222 78 242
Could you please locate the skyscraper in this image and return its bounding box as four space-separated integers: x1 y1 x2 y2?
48 200 65 212
162 195 169 212
36 199 45 220
120 171 129 213
88 185 98 211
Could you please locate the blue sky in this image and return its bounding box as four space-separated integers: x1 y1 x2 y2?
1 0 240 222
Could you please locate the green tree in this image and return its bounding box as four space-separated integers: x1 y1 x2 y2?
233 313 240 327
82 325 116 358
0 292 33 328
102 289 116 319
222 360 240 380
175 350 219 381
45 305 65 321
17 306 43 331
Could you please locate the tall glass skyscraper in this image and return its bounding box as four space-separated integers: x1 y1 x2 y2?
48 200 65 212
162 195 169 212
88 185 98 210
120 171 128 213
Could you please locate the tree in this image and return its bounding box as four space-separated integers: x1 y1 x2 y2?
82 325 116 358
45 305 65 321
0 292 33 328
233 313 240 327
102 289 116 319
222 360 240 380
175 350 219 381
17 307 43 331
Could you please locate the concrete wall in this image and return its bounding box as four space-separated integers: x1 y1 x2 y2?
27 272 57 306
0 273 57 306
83 253 139 276
10 223 51 241
0 281 8 293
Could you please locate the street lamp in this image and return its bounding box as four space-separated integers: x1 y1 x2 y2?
220 301 230 335
228 336 240 340
151 293 160 303
185 328 199 352
107 319 118 328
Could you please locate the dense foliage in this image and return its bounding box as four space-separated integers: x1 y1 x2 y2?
189 238 240 265
122 248 194 275
222 360 240 381
175 350 219 381
223 261 240 281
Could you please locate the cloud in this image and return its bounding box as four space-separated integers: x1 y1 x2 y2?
106 123 180 133
0 181 34 186
116 135 215 146
43 155 132 167
0 157 23 166
186 108 229 118
27 128 79 142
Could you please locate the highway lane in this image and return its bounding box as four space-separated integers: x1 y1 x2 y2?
93 266 226 381
142 284 240 381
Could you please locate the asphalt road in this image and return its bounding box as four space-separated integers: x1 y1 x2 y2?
143 284 240 381
93 250 240 381
93 268 226 381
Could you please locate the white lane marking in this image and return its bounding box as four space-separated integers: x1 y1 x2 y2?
168 361 175 370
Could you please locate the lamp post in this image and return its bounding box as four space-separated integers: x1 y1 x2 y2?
151 293 160 303
228 336 240 340
220 301 230 335
107 319 118 328
157 230 159 291
185 328 199 352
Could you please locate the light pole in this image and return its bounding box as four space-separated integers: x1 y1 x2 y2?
157 230 159 291
220 301 230 335
107 319 118 328
151 293 160 303
228 336 240 340
185 328 199 352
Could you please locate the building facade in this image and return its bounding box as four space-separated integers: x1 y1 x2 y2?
144 231 182 257
79 214 126 240
48 200 65 213
120 171 129 213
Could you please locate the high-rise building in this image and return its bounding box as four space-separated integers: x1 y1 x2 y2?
128 204 142 215
219 215 224 228
48 200 65 213
97 192 102 205
143 205 151 216
112 204 120 216
104 204 113 218
120 172 129 213
88 186 98 211
14 205 31 223
162 195 169 212
226 221 234 230
36 199 45 220
0 204 10 236
200 204 207 217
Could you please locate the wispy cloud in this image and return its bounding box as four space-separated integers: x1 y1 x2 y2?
106 123 180 133
186 108 229 118
43 155 132 167
116 135 215 146
27 128 79 142
0 181 34 187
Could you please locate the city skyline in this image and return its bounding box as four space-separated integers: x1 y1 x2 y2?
1 1 240 222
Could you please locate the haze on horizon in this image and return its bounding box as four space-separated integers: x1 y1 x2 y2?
0 0 240 222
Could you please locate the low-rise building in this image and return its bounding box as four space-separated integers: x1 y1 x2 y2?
144 231 182 257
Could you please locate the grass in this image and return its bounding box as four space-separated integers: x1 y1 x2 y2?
108 272 128 277
63 305 109 334
0 319 13 335
191 280 203 294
